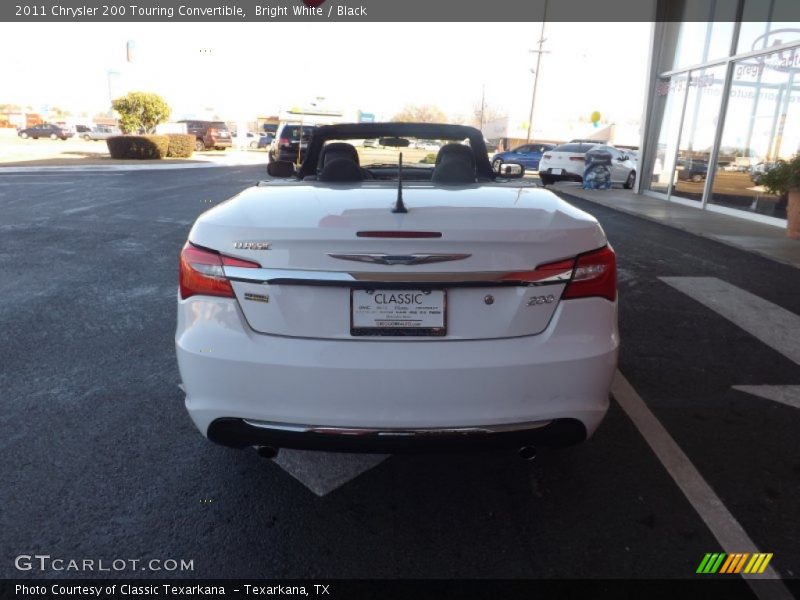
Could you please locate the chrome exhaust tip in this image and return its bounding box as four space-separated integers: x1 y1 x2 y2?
256 445 279 459
518 446 537 461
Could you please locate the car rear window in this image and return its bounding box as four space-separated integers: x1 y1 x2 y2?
281 125 318 140
553 143 598 152
210 121 228 130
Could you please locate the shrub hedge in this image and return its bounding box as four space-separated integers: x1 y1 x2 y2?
420 153 437 164
106 135 170 160
166 134 195 158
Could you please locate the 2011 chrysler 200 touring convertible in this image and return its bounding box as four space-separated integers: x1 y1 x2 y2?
176 123 618 457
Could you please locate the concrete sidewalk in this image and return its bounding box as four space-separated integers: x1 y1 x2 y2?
553 183 800 270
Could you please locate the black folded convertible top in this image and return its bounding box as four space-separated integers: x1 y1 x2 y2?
298 122 493 180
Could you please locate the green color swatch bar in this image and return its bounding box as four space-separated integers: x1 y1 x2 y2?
709 553 727 573
697 553 713 573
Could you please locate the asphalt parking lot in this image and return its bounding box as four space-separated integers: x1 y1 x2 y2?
1 166 798 590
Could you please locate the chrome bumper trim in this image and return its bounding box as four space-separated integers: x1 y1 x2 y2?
241 419 553 437
224 266 571 287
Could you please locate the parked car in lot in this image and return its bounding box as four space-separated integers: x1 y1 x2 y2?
257 133 274 149
244 132 259 148
268 123 318 163
176 122 618 458
539 143 637 189
750 161 776 185
409 139 442 151
81 125 121 141
17 123 74 140
676 158 711 183
177 120 232 151
491 143 556 172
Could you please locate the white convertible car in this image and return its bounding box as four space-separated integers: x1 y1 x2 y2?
176 123 618 458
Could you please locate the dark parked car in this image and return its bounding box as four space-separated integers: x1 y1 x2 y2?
177 120 232 151
677 158 711 183
268 123 318 163
17 123 74 140
491 143 556 172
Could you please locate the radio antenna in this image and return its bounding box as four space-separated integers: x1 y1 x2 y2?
392 151 408 213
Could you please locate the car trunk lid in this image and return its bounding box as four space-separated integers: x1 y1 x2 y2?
188 183 608 340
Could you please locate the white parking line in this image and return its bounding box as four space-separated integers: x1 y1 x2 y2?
612 371 791 599
731 385 800 410
274 450 389 497
659 277 800 366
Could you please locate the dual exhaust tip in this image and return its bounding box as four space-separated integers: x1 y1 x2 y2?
256 445 537 461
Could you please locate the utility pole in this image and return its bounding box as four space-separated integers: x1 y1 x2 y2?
526 0 549 144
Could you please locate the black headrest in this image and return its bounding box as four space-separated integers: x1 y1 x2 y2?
431 159 476 185
435 143 475 167
319 142 360 168
318 158 365 183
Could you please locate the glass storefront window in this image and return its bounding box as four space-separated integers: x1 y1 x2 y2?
709 47 800 219
671 65 727 202
671 0 737 69
738 0 800 55
645 74 688 195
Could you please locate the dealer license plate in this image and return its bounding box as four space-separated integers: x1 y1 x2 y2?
351 289 446 336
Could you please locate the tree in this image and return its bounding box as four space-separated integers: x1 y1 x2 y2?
112 92 171 134
391 104 447 123
469 102 507 130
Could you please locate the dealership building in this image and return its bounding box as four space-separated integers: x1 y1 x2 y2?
638 1 799 227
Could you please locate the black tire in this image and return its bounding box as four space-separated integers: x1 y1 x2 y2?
19 132 28 139
194 139 205 152
83 134 91 141
50 133 58 140
215 146 226 151
691 173 704 183
539 174 553 186
624 170 636 189
492 158 503 172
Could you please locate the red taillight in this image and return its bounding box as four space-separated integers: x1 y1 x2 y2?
179 243 259 299
500 259 575 283
569 155 585 161
279 137 290 145
562 245 616 301
543 154 552 160
356 231 442 238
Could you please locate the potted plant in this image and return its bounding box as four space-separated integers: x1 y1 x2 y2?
760 153 800 239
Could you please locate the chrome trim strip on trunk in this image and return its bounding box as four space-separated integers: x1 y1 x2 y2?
224 266 572 287
328 253 471 266
242 419 553 436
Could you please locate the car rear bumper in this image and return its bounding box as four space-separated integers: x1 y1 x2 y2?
207 417 587 452
176 295 618 451
541 168 583 182
208 138 232 147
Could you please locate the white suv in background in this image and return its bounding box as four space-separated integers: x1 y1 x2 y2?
539 143 637 189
